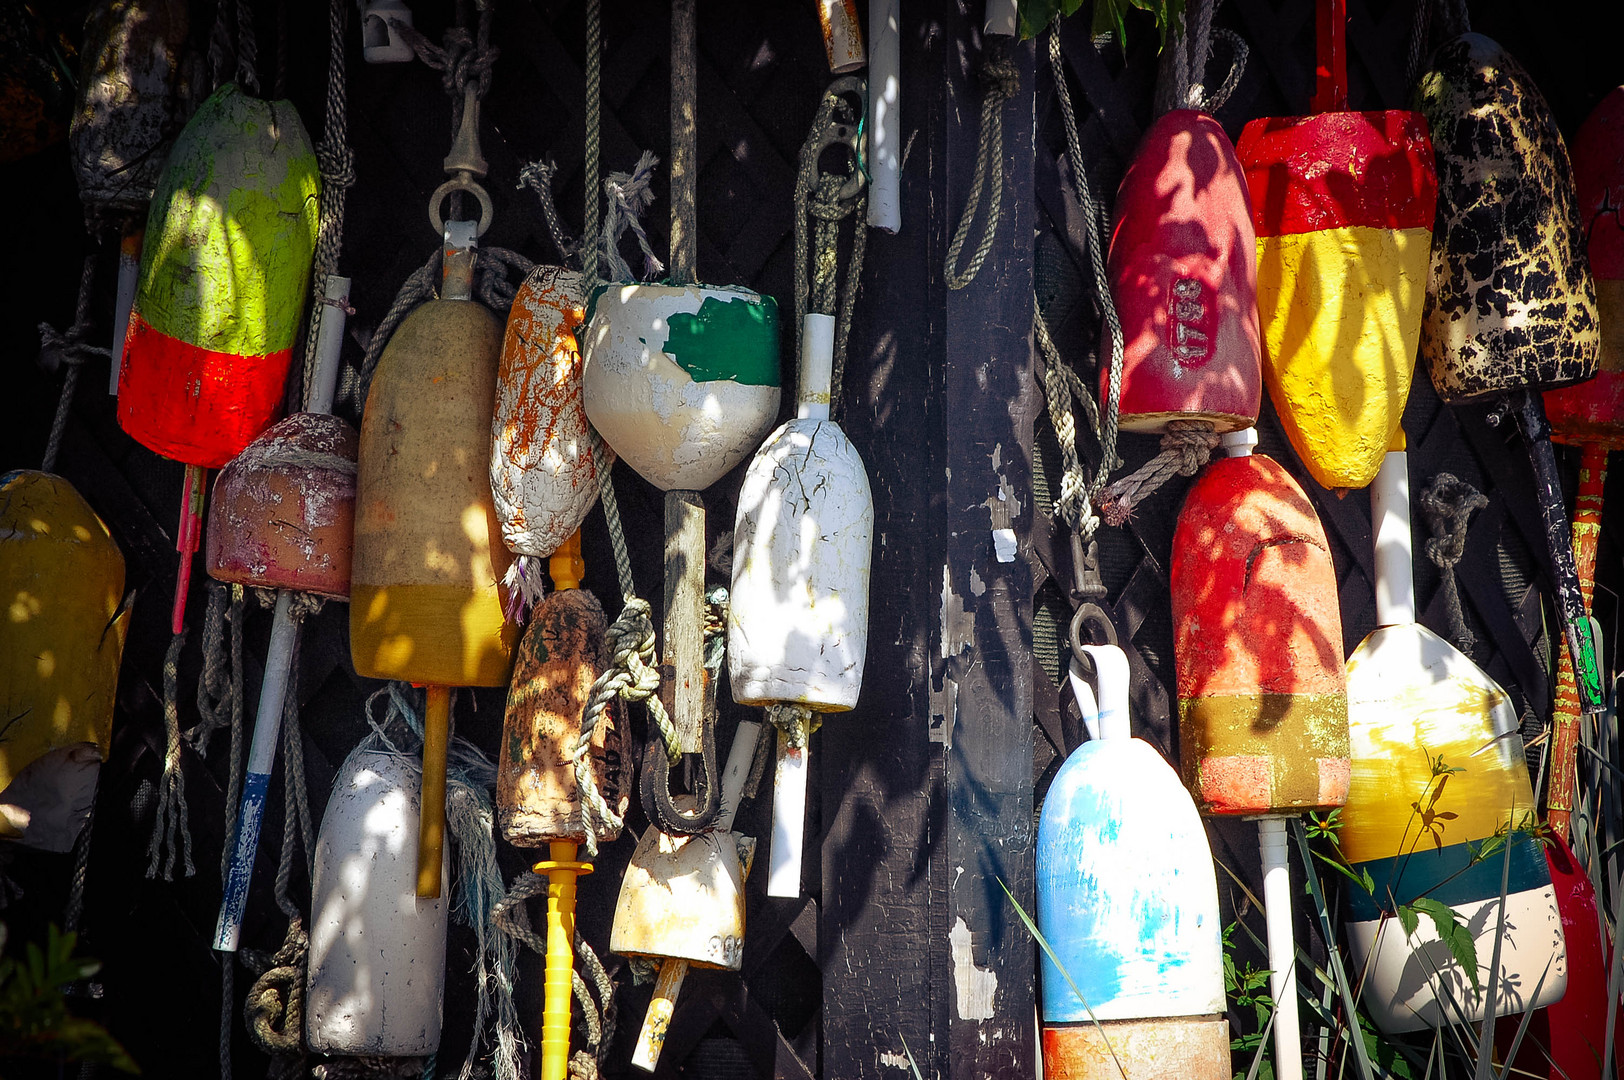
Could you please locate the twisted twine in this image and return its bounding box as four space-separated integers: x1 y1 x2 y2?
244 916 307 1079
146 631 195 880
597 151 664 283
38 255 108 473
1418 472 1488 656
517 159 579 265
298 0 356 412
1095 421 1221 525
583 0 602 282
945 40 1019 290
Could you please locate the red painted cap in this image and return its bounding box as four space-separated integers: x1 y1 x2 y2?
1574 86 1624 281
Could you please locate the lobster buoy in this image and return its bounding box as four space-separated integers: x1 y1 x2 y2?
305 747 448 1056
205 411 357 599
582 282 781 493
69 0 190 222
0 471 130 853
352 231 515 899
1342 443 1565 1032
490 266 606 571
1107 110 1261 434
1038 644 1229 1079
118 82 319 469
1235 0 1437 490
1171 431 1350 816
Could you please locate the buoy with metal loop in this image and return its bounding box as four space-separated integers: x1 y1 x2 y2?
1540 84 1624 838
208 275 356 952
116 80 320 634
582 0 781 838
67 0 191 395
1341 435 1566 1032
496 531 627 1080
0 470 130 853
1171 427 1351 1080
1235 0 1438 490
1038 643 1230 1078
729 77 872 900
1415 31 1604 715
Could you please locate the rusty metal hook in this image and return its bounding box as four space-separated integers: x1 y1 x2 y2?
801 74 868 203
639 704 721 836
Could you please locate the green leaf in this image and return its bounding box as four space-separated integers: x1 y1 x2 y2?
1411 897 1481 995
1396 904 1420 939
1017 0 1087 40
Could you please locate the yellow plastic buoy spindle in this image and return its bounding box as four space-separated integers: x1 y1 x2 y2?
537 837 590 1080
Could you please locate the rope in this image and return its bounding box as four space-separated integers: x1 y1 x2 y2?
669 0 697 284
300 0 356 412
237 0 260 94
1034 309 1099 535
274 615 315 912
244 916 307 1080
767 703 821 750
193 582 245 760
221 954 236 1080
146 631 196 880
1203 29 1249 112
1045 26 1124 542
792 86 869 412
944 39 1019 290
1095 420 1220 525
517 159 579 265
597 151 664 283
38 256 108 473
392 12 498 122
1418 472 1488 656
583 0 602 283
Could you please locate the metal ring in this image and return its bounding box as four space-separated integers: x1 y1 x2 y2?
1069 601 1118 669
428 174 494 237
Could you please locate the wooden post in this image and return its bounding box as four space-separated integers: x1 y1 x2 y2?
820 7 1037 1077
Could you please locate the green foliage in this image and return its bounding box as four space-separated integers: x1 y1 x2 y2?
1017 0 1187 53
0 923 137 1073
1305 809 1376 895
1393 898 1481 997
1222 921 1276 1078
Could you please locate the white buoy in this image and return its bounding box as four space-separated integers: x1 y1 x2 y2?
306 748 449 1056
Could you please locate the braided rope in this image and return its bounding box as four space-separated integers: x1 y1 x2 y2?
147 630 195 880
583 0 602 282
1203 29 1249 112
945 41 1019 290
516 159 578 264
767 702 820 750
1419 472 1488 656
299 0 355 411
38 256 106 473
1034 310 1094 536
1095 421 1220 525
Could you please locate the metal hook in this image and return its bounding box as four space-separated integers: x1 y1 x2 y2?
1069 601 1118 669
802 75 868 203
639 709 722 836
429 83 493 236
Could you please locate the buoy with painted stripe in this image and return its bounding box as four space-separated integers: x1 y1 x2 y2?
1171 427 1349 1080
1038 643 1229 1079
352 224 517 899
1541 85 1624 836
1235 0 1437 490
117 82 320 632
305 746 448 1056
1341 439 1565 1032
490 265 608 603
0 470 130 853
1107 109 1261 434
1416 33 1604 715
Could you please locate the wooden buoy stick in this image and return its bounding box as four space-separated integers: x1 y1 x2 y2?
110 227 142 395
417 683 451 898
664 493 707 755
171 463 207 634
631 717 762 1072
1547 443 1607 835
1309 0 1347 114
1259 817 1303 1080
866 0 900 233
1515 389 1604 714
214 274 353 951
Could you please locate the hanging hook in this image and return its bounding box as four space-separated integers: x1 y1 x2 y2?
801 75 868 203
429 83 494 236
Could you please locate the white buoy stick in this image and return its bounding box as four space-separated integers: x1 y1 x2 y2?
866 0 901 233
816 0 865 72
110 229 142 395
1372 448 1414 628
1259 817 1304 1080
212 274 352 952
985 0 1018 37
631 719 762 1072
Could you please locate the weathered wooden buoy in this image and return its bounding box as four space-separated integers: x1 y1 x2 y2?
615 720 759 1073
210 276 356 952
1342 442 1565 1032
1172 428 1349 1080
490 265 606 581
117 82 320 631
1417 33 1604 714
1235 0 1437 489
729 311 872 897
305 747 448 1056
352 227 517 898
1038 644 1229 1079
0 470 130 853
1541 86 1624 835
582 282 781 494
1107 109 1261 433
1494 835 1619 1079
497 532 624 1080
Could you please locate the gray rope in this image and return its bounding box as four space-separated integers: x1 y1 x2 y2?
221 956 236 1080
300 0 355 412
945 40 1019 290
1418 472 1488 656
669 0 697 284
517 159 579 264
192 582 245 760
589 428 636 603
767 703 820 750
1046 25 1124 541
39 256 107 473
147 630 196 880
598 152 664 283
1095 420 1220 525
583 0 602 283
244 915 308 1079
63 794 96 934
237 0 260 93
1034 309 1098 535
1202 29 1248 112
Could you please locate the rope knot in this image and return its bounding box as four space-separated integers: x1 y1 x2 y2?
978 40 1021 103
599 151 665 282
244 916 308 1058
1418 472 1489 654
316 138 356 190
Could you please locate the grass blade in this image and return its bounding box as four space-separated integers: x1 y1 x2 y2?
1291 818 1376 1080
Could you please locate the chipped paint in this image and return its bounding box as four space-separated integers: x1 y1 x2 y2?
950 916 997 1020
